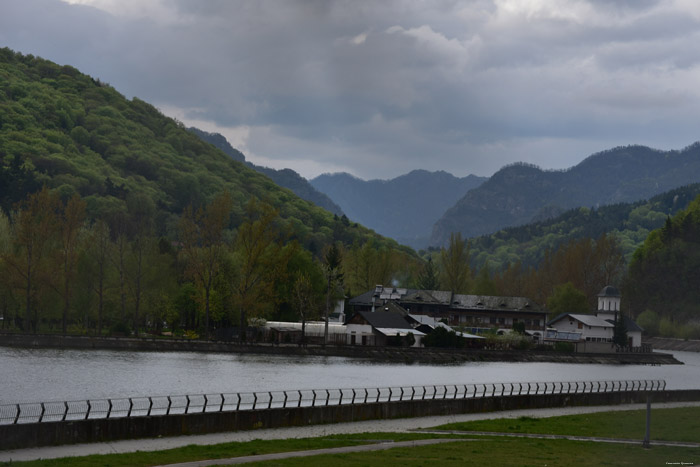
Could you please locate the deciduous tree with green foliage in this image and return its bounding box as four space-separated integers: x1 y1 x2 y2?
323 242 343 346
5 187 58 332
440 232 472 294
179 192 232 338
546 282 590 320
232 199 285 342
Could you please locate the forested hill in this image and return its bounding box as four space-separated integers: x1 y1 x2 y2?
466 183 700 271
188 127 344 216
311 170 486 248
625 193 700 334
0 48 401 255
431 144 700 246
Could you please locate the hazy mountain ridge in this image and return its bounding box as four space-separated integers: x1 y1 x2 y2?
188 127 344 216
431 143 700 245
311 170 487 248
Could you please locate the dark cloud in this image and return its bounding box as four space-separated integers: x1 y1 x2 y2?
2 0 700 179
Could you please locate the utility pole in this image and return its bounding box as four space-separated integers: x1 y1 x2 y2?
643 394 651 448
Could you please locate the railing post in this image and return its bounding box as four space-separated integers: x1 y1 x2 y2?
454 385 459 399
127 399 133 418
351 389 356 404
237 393 242 411
147 397 153 416
283 391 289 408
339 389 344 405
39 403 45 422
166 396 172 415
220 393 224 412
186 395 191 413
325 389 330 406
312 390 317 407
411 387 415 400
376 388 380 403
268 392 273 409
204 395 209 412
482 384 486 398
107 399 113 418
400 387 404 401
253 393 258 410
14 404 20 424
298 391 302 408
433 385 437 400
388 388 393 402
422 386 427 400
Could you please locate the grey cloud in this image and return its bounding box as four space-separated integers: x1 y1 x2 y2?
2 0 700 180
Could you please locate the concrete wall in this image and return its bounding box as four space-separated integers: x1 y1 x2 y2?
2 389 699 450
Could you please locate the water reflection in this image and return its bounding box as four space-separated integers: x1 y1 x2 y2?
1 347 697 404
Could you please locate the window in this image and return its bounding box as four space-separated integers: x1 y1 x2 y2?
578 322 583 329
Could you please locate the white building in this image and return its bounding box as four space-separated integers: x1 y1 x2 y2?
547 285 643 350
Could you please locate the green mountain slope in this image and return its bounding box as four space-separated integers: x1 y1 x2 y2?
188 127 344 216
431 144 700 245
0 48 403 254
466 183 700 270
625 193 700 328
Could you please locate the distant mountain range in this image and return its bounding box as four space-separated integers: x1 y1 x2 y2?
311 171 486 248
430 143 700 246
188 128 344 216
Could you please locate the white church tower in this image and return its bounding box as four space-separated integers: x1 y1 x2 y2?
596 285 621 320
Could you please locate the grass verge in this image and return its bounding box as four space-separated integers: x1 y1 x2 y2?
434 406 700 443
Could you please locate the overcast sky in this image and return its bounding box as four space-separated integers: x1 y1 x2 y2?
2 0 700 180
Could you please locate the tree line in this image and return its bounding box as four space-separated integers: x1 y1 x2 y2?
0 188 422 339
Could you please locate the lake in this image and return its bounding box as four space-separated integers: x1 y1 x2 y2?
1 347 698 404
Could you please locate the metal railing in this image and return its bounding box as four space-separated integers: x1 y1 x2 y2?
0 379 666 425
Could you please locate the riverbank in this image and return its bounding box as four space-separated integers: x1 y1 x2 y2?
0 333 681 365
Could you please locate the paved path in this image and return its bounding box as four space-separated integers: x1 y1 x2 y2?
417 430 700 448
2 401 699 463
153 438 469 467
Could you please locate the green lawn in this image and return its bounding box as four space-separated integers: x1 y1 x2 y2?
435 406 700 443
2 433 446 467
5 407 699 466
244 438 700 467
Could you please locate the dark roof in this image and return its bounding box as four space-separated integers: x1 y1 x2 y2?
605 315 643 333
597 285 621 297
357 311 413 330
349 285 542 312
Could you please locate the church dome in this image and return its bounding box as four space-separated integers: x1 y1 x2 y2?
597 285 621 297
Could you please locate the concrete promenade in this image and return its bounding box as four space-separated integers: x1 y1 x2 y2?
2 401 699 463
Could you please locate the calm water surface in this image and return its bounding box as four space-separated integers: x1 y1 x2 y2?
1 347 698 404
